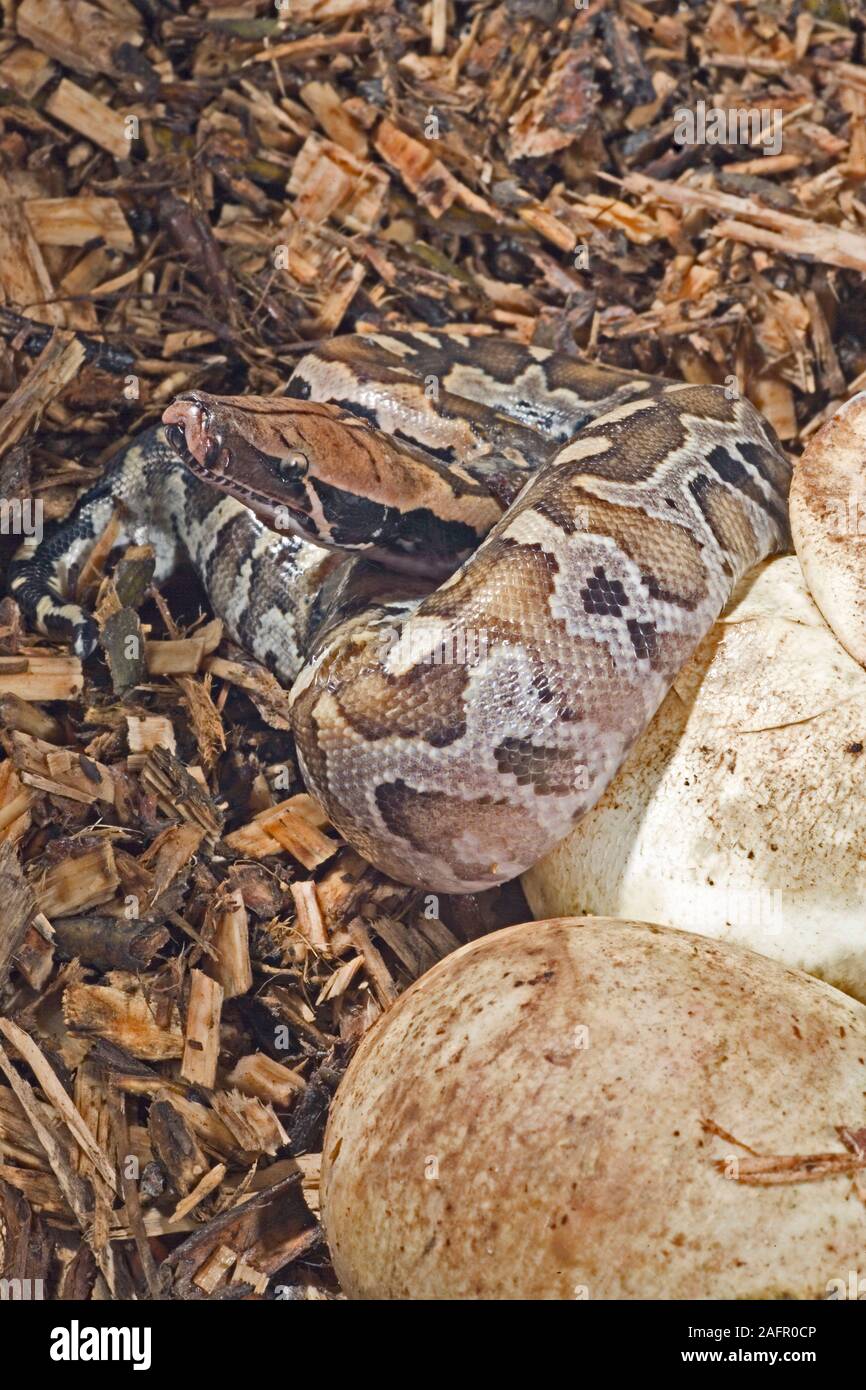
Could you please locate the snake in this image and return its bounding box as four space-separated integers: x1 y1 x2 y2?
8 332 792 893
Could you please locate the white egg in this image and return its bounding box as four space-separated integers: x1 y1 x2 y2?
322 918 866 1299
523 557 866 1001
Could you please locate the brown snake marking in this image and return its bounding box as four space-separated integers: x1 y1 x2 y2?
11 333 792 893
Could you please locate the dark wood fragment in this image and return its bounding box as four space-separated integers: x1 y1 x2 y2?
52 915 169 972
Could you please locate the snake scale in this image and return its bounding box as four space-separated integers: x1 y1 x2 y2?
9 332 792 893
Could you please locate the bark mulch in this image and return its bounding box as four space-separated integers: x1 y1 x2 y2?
0 0 864 1300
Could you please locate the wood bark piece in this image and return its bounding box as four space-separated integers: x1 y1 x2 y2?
0 328 85 453
367 914 440 980
246 32 370 65
72 1061 113 1253
108 1086 161 1298
145 636 208 676
508 46 599 161
225 793 336 868
148 1097 209 1197
12 729 114 804
14 918 54 988
139 747 223 841
44 79 130 159
374 118 499 221
0 1018 116 1190
288 133 388 234
53 915 169 972
0 1036 127 1294
0 1081 58 1166
290 880 330 955
624 171 866 274
205 654 293 729
24 197 134 252
126 715 177 760
138 822 204 908
316 954 364 1004
162 1171 318 1298
0 655 83 702
209 1090 288 1157
0 759 32 845
299 81 369 158
0 43 57 100
101 610 144 694
346 917 400 1008
30 842 120 918
17 0 141 79
226 1054 307 1108
181 970 223 1089
207 887 252 999
0 839 36 988
175 671 225 774
157 1092 239 1163
0 1164 66 1218
290 0 386 18
0 693 63 742
170 1163 227 1224
0 174 63 327
230 1257 269 1295
63 982 184 1061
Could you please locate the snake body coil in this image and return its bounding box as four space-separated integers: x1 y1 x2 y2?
9 333 792 892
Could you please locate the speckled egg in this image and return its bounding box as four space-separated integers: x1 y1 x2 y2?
322 917 866 1299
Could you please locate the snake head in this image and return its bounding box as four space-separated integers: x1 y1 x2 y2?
163 391 494 574
162 391 335 542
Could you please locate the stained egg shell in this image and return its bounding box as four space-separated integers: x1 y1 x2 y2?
321 917 866 1300
789 390 866 670
523 556 866 1002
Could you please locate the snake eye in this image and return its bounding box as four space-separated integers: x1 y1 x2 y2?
278 450 308 480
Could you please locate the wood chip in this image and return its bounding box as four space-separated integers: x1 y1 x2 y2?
181 970 223 1089
290 879 330 955
63 983 184 1061
30 842 120 917
24 197 134 252
17 0 141 79
225 794 336 868
206 887 252 1000
0 1018 116 1189
44 78 130 159
0 329 85 453
226 1054 307 1108
0 839 36 988
210 1090 288 1157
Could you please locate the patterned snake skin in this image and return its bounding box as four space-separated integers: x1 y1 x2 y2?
9 333 792 893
